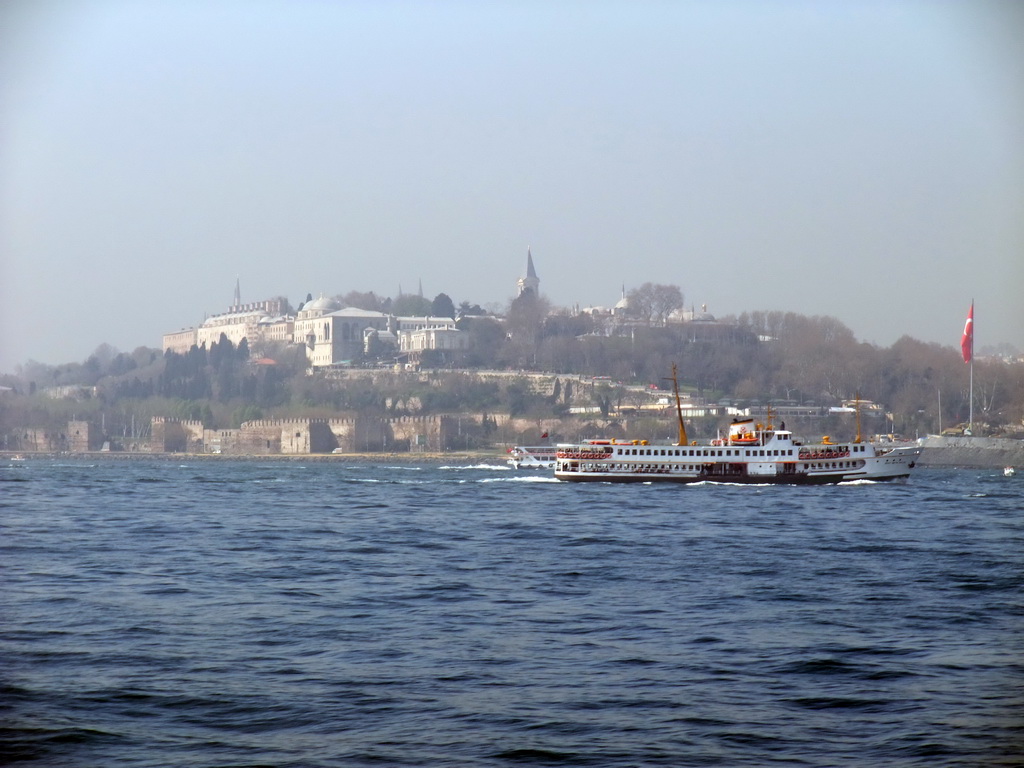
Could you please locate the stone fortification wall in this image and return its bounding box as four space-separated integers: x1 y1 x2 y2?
151 418 205 453
378 415 450 453
919 436 1024 469
224 416 452 454
239 418 341 454
203 428 240 454
67 421 99 452
237 423 283 455
19 428 60 452
145 411 688 455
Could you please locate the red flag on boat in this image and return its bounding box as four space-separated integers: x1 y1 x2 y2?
960 302 974 363
541 432 548 439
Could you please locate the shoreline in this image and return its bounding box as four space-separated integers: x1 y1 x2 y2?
6 438 1022 469
1 450 502 464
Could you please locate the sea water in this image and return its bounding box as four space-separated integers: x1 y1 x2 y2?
1 459 1022 767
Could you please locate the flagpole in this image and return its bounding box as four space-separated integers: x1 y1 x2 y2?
961 301 975 435
969 300 974 434
969 353 973 434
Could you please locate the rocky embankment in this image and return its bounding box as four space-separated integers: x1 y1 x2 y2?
918 436 1024 469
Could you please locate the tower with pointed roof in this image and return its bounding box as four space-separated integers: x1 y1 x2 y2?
517 247 540 296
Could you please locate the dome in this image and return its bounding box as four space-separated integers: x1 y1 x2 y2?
300 294 340 316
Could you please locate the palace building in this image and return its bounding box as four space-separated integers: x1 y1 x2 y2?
162 251 549 366
163 282 466 368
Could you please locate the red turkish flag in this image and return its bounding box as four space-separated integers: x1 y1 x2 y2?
960 303 974 363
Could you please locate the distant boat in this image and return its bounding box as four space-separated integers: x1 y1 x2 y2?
507 445 557 469
1005 466 1016 477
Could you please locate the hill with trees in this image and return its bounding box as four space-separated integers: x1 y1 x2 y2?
2 291 1021 450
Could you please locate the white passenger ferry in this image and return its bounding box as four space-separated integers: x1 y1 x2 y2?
554 369 920 485
507 445 558 469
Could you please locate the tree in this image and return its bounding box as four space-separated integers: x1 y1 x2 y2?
458 316 505 367
651 284 684 324
391 294 433 316
431 293 456 319
341 291 387 312
503 292 551 368
626 283 683 325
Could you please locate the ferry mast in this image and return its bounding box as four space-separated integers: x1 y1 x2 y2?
667 363 689 446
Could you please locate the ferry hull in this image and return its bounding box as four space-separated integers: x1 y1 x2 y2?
553 437 920 485
554 470 912 485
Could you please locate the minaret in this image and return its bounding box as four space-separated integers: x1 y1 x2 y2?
517 247 540 296
233 277 241 310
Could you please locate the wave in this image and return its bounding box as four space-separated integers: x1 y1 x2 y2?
440 463 511 471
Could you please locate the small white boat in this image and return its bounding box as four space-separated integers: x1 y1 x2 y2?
507 445 558 469
1005 466 1016 477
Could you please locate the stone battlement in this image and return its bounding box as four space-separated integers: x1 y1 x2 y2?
151 414 452 455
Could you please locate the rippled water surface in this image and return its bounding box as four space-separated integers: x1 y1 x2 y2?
2 458 1022 767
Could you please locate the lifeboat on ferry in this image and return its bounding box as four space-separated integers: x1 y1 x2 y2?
727 418 759 445
730 433 758 445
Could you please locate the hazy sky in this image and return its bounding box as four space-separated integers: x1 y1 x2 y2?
2 0 1022 372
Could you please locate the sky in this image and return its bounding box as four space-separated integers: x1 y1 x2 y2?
2 0 1022 372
